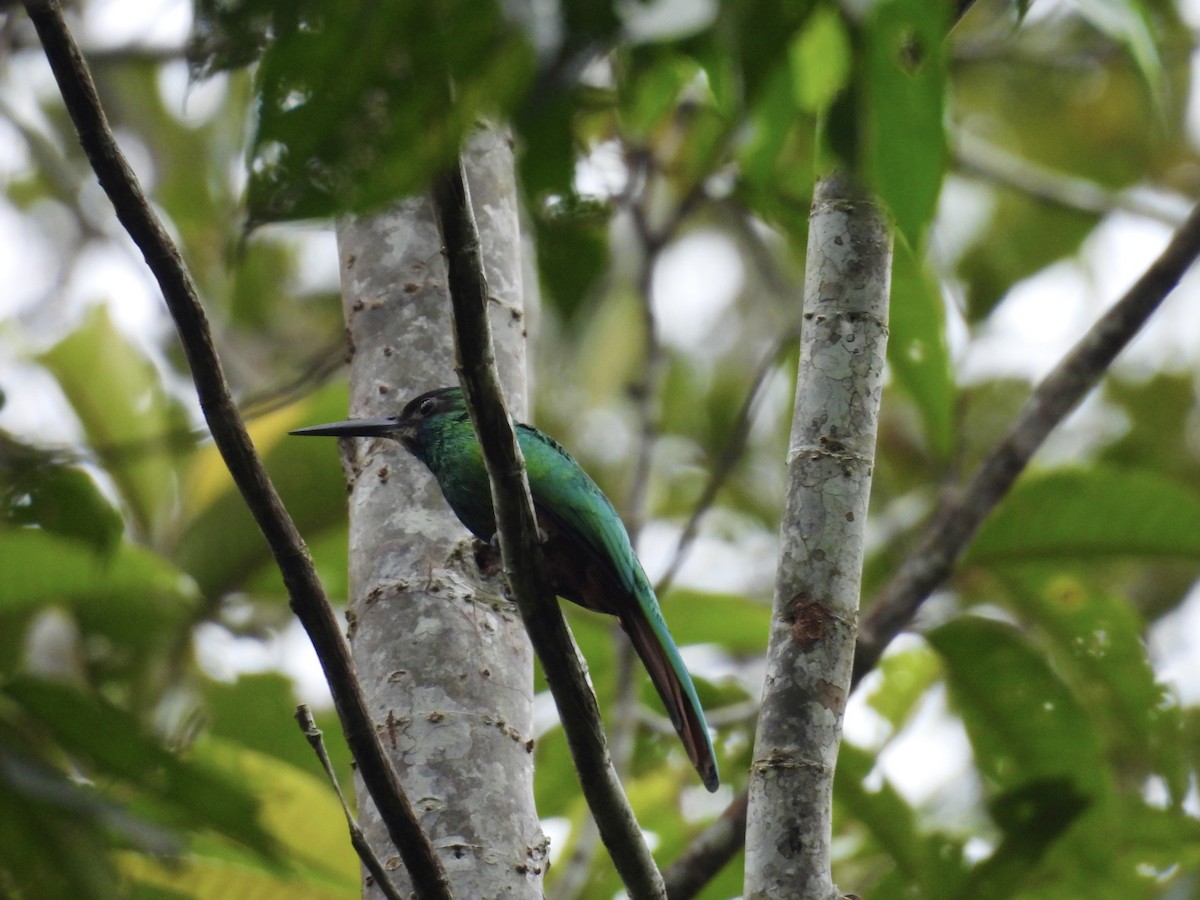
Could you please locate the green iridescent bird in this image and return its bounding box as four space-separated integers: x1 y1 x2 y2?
293 386 719 791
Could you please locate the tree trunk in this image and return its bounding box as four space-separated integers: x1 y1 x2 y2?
744 172 891 899
335 125 544 899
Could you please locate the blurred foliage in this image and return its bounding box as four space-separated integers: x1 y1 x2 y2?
1 0 1199 897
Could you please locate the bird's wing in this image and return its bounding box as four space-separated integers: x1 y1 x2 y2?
515 424 641 599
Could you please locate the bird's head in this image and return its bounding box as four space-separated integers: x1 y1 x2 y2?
290 387 467 459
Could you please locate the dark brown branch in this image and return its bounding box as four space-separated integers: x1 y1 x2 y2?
432 161 666 899
22 4 451 897
854 197 1200 681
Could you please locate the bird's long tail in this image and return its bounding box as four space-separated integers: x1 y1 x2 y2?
620 601 720 792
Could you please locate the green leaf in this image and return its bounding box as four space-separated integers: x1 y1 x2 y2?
867 643 942 735
4 678 279 860
958 777 1090 900
860 0 949 246
957 195 1096 322
178 382 351 597
532 195 610 325
990 569 1189 805
836 742 968 897
966 467 1200 565
888 239 954 458
0 528 199 646
1072 0 1163 109
205 674 351 786
1 435 123 555
38 306 187 540
928 617 1106 793
789 5 852 115
659 588 771 655
246 1 535 223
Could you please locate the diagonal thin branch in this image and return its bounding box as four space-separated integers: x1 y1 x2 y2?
655 330 798 598
22 4 451 897
854 196 1200 681
432 160 666 899
295 706 406 900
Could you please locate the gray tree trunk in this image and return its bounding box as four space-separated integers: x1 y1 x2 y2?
744 173 891 899
335 126 544 899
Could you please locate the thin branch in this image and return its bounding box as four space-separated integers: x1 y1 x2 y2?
855 196 1200 681
432 160 666 899
295 705 405 900
954 133 1190 227
21 5 451 897
654 330 797 598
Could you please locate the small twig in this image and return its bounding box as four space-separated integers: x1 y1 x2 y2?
22 4 450 897
854 196 1200 682
433 159 666 899
295 706 405 900
955 133 1189 227
654 330 798 598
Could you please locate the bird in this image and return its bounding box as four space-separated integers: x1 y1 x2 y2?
292 386 719 792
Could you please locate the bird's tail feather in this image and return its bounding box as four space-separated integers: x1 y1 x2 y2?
621 609 720 792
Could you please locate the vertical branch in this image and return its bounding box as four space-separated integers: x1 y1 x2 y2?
433 158 667 900
335 126 540 898
744 173 891 899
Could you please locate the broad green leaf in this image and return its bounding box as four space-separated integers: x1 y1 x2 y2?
860 0 949 246
4 678 278 860
867 643 942 735
1 436 123 555
966 467 1200 565
1020 793 1200 898
195 740 358 885
204 674 351 786
958 777 1090 900
836 742 968 897
531 195 610 326
659 588 771 655
719 0 817 109
888 239 954 458
0 740 153 900
246 1 535 223
1072 0 1163 109
929 617 1106 793
990 569 1189 805
789 5 852 114
178 383 351 597
0 528 199 645
38 306 187 540
957 194 1097 322
123 854 354 900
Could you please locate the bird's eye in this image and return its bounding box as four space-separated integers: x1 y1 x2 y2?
419 398 437 416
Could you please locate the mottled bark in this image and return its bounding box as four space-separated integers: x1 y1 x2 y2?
744 173 890 899
336 126 545 899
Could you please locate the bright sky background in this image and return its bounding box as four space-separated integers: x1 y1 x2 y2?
2 0 1200 837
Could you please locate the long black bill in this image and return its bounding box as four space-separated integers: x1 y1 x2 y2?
290 417 402 438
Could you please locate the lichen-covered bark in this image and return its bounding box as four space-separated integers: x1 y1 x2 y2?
336 126 544 898
744 173 890 899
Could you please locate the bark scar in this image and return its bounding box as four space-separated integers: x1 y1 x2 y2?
786 595 834 649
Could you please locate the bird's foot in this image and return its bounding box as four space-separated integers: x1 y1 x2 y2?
473 539 503 578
